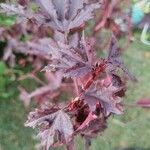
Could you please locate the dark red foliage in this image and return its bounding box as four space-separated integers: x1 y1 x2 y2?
0 0 137 150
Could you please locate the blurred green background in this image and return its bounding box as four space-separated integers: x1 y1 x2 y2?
0 5 150 150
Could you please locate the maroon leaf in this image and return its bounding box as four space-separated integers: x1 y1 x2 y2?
42 35 99 79
35 0 100 32
25 107 73 149
81 76 124 115
76 112 96 130
107 35 136 81
75 112 107 138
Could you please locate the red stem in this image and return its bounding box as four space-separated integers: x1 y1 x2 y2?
73 78 80 96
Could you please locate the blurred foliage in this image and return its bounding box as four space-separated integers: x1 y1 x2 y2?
0 61 36 150
0 13 16 27
0 4 150 150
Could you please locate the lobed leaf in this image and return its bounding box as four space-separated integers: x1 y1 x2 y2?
25 108 73 149
107 35 136 81
81 77 124 115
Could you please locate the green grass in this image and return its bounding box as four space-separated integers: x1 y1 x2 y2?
0 14 16 27
0 62 36 150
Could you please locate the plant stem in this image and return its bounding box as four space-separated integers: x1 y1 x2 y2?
84 137 91 150
66 139 76 150
73 78 80 96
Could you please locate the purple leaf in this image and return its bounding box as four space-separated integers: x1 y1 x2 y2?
25 107 73 149
107 35 136 81
82 78 124 115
